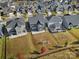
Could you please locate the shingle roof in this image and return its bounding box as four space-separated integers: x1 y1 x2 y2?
76 4 79 8
37 14 48 24
6 17 25 28
48 16 63 24
64 15 79 25
56 5 64 12
63 4 71 10
29 14 48 24
28 16 38 24
6 18 16 28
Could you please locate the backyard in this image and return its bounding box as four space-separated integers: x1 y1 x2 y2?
68 28 79 39
32 32 57 51
52 31 77 46
4 30 79 59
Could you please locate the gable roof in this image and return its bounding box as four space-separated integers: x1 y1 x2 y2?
6 17 25 28
37 14 48 24
76 4 79 8
6 18 16 28
28 16 38 24
64 15 79 25
0 24 3 36
56 5 64 12
48 16 63 24
29 14 48 24
63 4 71 10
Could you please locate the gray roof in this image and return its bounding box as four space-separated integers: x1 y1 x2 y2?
56 5 64 12
29 14 48 24
28 16 38 24
64 15 79 25
76 4 79 8
6 17 25 28
76 4 79 11
37 14 48 24
0 24 3 29
63 4 71 10
48 16 63 24
0 2 8 7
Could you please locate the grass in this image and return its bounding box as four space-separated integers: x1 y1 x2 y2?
6 31 79 59
38 50 76 59
68 28 79 39
63 10 69 15
32 32 57 51
52 31 77 46
0 37 5 59
23 13 29 22
51 11 57 16
6 32 36 59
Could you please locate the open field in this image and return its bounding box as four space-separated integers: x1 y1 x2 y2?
68 28 79 39
52 31 77 46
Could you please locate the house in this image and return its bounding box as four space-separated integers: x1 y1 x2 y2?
63 15 79 29
0 24 3 37
28 14 48 31
76 4 79 11
56 5 64 16
0 1 8 7
61 0 71 4
8 28 16 35
47 16 64 32
63 4 72 11
49 0 57 11
6 17 26 36
25 22 31 32
56 5 64 12
71 0 78 4
77 0 79 3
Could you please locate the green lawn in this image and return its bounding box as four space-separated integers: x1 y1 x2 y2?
0 37 4 59
68 28 79 39
52 31 77 45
